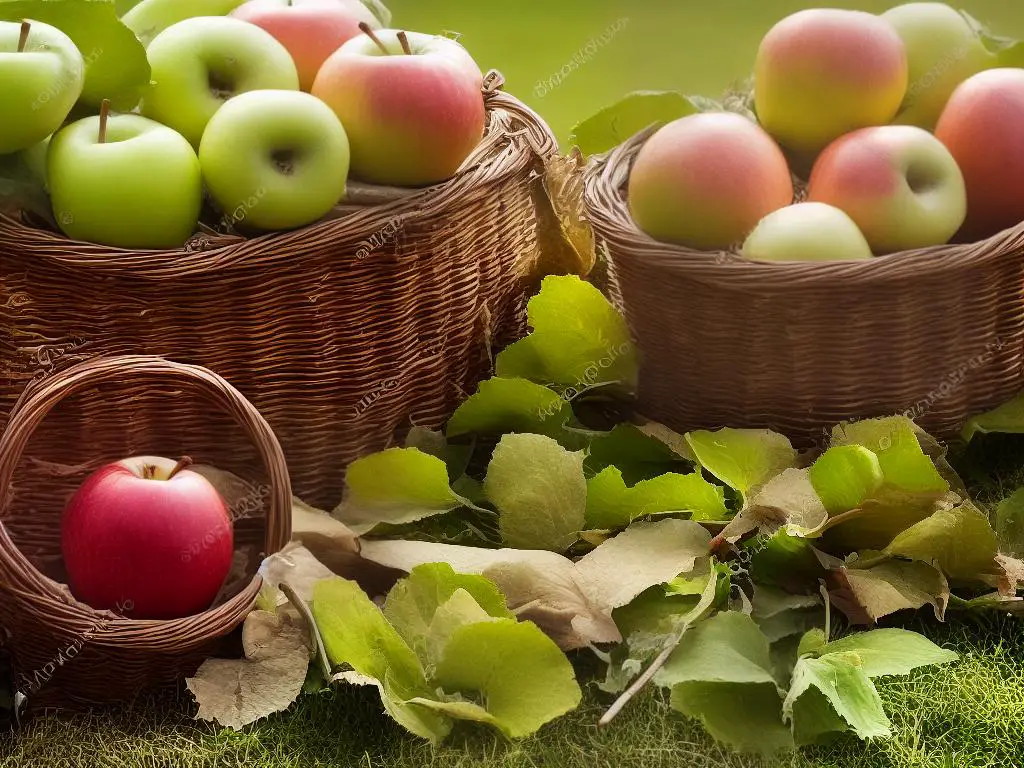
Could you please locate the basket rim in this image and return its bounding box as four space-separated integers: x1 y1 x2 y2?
0 85 558 280
584 125 1024 285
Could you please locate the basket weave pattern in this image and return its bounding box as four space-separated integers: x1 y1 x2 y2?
0 88 558 513
0 356 292 708
586 130 1024 444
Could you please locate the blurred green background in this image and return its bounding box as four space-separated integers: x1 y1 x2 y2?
387 0 1024 146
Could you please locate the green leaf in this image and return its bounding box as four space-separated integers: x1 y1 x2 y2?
783 655 891 740
819 629 958 678
746 530 827 592
820 487 954 554
959 10 1024 67
495 275 638 393
585 466 727 529
685 428 798 497
584 423 695 484
574 519 711 611
962 391 1024 441
831 417 948 494
612 587 700 642
790 686 850 746
809 445 884 515
884 501 1000 582
670 683 793 754
798 628 827 658
485 434 587 551
383 563 512 662
429 620 582 739
655 612 776 687
446 377 575 441
1 0 151 111
569 91 700 156
995 488 1024 557
830 559 949 625
334 448 471 534
751 587 823 643
312 578 451 742
423 589 503 667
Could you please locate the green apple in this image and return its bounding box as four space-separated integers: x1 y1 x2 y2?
142 16 299 148
883 2 995 130
123 0 249 46
141 16 299 147
742 203 873 262
199 90 350 231
48 108 202 249
0 20 84 154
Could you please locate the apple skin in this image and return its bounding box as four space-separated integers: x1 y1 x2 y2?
123 0 250 46
48 113 202 249
0 20 84 154
61 456 234 620
627 112 794 251
935 68 1024 242
883 3 994 131
142 16 299 148
755 9 909 158
200 90 350 231
312 30 485 187
742 203 873 262
230 0 380 92
807 125 966 254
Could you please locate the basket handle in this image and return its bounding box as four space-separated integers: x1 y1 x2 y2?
0 355 292 590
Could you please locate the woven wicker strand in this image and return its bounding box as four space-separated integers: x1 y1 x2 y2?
0 355 292 708
586 129 1024 444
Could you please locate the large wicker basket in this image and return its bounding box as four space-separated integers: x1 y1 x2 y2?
585 128 1024 445
0 355 292 710
0 79 571 513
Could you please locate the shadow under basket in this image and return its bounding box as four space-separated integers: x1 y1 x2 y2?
0 356 292 711
585 129 1024 445
0 82 564 512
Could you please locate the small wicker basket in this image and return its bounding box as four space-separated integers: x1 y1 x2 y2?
585 127 1024 445
0 78 572 513
0 355 292 710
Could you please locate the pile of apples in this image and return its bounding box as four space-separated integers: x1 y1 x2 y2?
1 0 487 250
628 2 1024 262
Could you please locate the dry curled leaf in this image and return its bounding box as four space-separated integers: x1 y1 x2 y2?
186 608 310 730
528 149 596 280
260 542 338 606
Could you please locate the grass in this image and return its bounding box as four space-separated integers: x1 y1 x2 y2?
3 437 1024 768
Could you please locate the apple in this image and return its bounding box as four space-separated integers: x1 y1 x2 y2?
141 16 300 147
61 456 234 620
883 3 994 131
742 203 873 262
755 9 908 158
0 20 84 154
200 90 350 231
48 104 203 249
312 28 485 187
123 0 250 46
935 68 1024 242
807 125 966 254
231 0 380 91
627 112 793 251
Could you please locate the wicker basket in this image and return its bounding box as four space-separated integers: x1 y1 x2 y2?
585 128 1024 445
0 355 292 709
0 78 571 512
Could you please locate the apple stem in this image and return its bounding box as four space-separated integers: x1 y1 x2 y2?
168 456 194 480
358 22 390 55
98 99 110 144
17 20 30 52
397 31 412 55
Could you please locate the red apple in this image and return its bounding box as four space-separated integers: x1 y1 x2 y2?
312 28 485 187
935 68 1024 242
61 456 233 620
755 9 909 158
627 112 794 250
230 0 380 91
807 125 966 253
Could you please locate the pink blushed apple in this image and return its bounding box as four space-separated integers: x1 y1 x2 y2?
231 0 380 91
808 125 966 254
61 456 233 619
627 112 794 251
312 28 485 187
755 9 909 158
